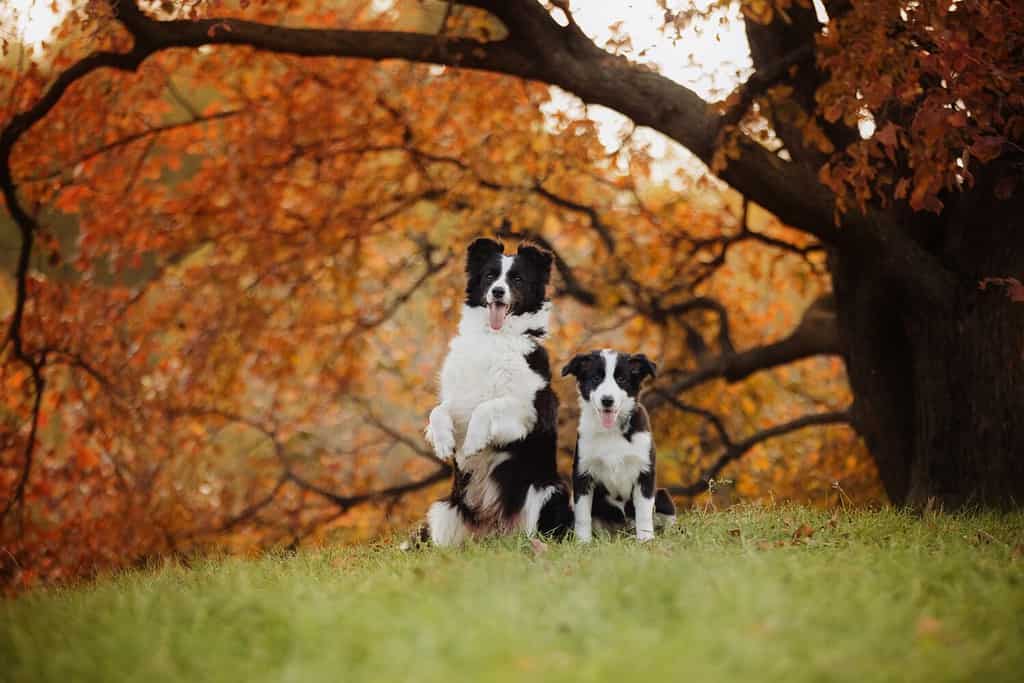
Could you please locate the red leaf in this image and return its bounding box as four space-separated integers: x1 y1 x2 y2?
970 136 1005 163
979 277 1024 303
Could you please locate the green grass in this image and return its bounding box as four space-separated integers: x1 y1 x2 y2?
2 506 1023 683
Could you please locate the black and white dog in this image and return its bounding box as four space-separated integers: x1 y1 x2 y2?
422 238 573 546
562 349 675 542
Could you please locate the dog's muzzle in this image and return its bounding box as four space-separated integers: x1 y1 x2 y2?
487 287 509 330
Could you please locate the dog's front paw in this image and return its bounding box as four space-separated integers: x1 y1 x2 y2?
460 415 490 459
425 406 456 462
636 529 655 542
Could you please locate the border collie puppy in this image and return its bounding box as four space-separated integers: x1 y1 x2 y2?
421 238 572 546
562 349 676 542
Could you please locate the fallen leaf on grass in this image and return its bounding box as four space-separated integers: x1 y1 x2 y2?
728 528 742 537
793 523 815 540
916 616 943 639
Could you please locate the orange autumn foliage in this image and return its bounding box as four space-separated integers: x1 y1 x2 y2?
0 0 898 591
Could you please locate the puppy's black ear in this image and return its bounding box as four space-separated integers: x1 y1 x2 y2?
629 354 657 382
516 242 553 286
561 353 588 378
466 237 504 274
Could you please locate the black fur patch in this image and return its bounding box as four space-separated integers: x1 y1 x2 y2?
623 404 651 441
537 486 573 539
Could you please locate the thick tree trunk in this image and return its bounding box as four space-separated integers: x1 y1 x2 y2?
834 178 1024 508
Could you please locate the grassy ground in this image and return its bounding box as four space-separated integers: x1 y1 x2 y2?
2 506 1023 683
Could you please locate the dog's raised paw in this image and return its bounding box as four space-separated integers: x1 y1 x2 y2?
426 406 456 462
426 425 455 462
460 412 491 458
460 428 487 459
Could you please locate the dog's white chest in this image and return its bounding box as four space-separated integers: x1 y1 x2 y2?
578 428 652 500
440 333 543 430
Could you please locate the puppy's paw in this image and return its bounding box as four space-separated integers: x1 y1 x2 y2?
425 407 456 462
636 529 655 542
575 526 593 544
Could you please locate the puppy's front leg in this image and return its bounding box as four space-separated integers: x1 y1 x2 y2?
632 489 656 542
461 397 535 459
573 454 594 543
632 468 656 541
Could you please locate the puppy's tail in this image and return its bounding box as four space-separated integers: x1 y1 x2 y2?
654 488 677 530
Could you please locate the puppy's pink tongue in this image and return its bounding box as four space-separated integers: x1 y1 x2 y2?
601 411 616 429
488 303 507 330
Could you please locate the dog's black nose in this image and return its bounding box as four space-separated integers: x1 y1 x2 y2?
601 396 614 408
491 286 506 300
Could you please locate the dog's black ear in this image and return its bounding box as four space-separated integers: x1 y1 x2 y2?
561 353 589 378
516 242 553 285
629 354 657 382
466 237 504 274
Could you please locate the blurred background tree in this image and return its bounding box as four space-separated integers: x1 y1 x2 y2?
4 0 1019 589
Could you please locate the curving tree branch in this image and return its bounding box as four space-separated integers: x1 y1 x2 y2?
656 389 852 497
645 294 842 411
167 407 450 539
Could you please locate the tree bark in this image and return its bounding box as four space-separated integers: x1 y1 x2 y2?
834 167 1024 507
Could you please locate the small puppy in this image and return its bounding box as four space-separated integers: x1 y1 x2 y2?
562 349 675 542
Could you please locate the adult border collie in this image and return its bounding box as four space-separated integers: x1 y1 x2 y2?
421 238 572 546
562 349 675 542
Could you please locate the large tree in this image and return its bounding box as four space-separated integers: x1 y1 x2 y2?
0 0 1020 575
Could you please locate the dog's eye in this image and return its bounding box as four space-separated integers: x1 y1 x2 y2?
509 273 522 283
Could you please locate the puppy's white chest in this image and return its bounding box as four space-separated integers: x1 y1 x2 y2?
578 429 652 500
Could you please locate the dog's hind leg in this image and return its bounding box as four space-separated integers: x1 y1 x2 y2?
526 484 572 540
425 500 470 547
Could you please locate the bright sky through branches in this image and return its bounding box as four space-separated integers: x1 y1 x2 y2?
554 1 753 174
3 0 760 175
0 0 68 47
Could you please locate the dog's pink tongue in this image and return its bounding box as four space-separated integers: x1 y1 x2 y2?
488 303 507 330
601 410 616 429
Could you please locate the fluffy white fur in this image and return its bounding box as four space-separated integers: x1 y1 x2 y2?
426 500 469 546
425 302 550 468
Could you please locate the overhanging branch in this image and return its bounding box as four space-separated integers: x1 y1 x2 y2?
645 294 842 410
658 393 852 497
